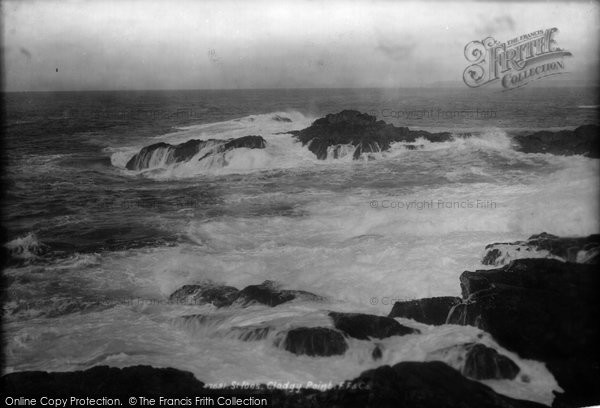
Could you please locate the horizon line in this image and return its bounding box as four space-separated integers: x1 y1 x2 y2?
3 83 599 93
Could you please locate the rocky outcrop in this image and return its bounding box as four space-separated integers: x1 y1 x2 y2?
198 135 266 161
169 283 240 307
125 139 208 170
290 110 452 160
235 280 322 307
329 312 419 340
427 343 520 380
388 296 461 325
482 233 600 266
168 280 322 308
279 327 348 357
1 362 545 407
514 125 599 158
448 258 600 407
125 135 266 170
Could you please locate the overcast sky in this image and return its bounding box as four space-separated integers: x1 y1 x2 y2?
2 0 599 91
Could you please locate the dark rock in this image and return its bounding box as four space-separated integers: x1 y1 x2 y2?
0 362 547 407
222 135 266 150
514 124 599 158
372 345 383 360
309 361 545 408
403 144 424 150
272 115 292 122
0 365 204 397
198 135 266 161
482 248 503 265
464 343 520 380
126 140 208 170
448 258 600 407
236 280 321 307
548 358 600 408
427 343 519 380
482 233 600 266
329 312 419 340
291 110 452 160
280 327 348 357
169 283 240 307
168 280 322 309
388 296 461 325
125 135 267 170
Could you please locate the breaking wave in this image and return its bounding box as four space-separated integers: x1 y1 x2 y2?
109 112 574 179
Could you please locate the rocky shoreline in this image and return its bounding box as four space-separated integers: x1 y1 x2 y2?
3 233 599 408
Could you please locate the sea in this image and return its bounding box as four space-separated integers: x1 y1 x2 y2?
2 87 599 405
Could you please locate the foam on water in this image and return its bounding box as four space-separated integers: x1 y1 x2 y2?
6 112 599 405
110 114 537 178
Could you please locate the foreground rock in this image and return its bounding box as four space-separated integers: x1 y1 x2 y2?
278 327 348 357
318 361 544 408
329 312 419 340
125 135 266 170
0 366 204 397
290 110 452 160
514 124 599 158
388 296 461 325
1 362 545 407
427 343 520 380
168 280 321 308
448 258 600 407
482 232 600 266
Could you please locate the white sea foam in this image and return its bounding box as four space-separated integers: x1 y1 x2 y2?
7 112 599 406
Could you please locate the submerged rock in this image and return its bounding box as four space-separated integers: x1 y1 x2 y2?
514 124 599 158
388 296 461 325
228 326 272 342
482 232 600 266
168 283 240 308
272 114 292 122
427 343 520 380
329 312 418 340
280 327 348 357
168 280 322 308
448 258 600 407
236 280 322 307
372 344 383 360
290 110 452 160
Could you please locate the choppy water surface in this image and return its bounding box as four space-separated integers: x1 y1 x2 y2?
3 88 599 405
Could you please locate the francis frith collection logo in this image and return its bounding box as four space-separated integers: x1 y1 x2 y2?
463 28 572 89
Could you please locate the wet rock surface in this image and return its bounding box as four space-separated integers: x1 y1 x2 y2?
329 312 419 340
